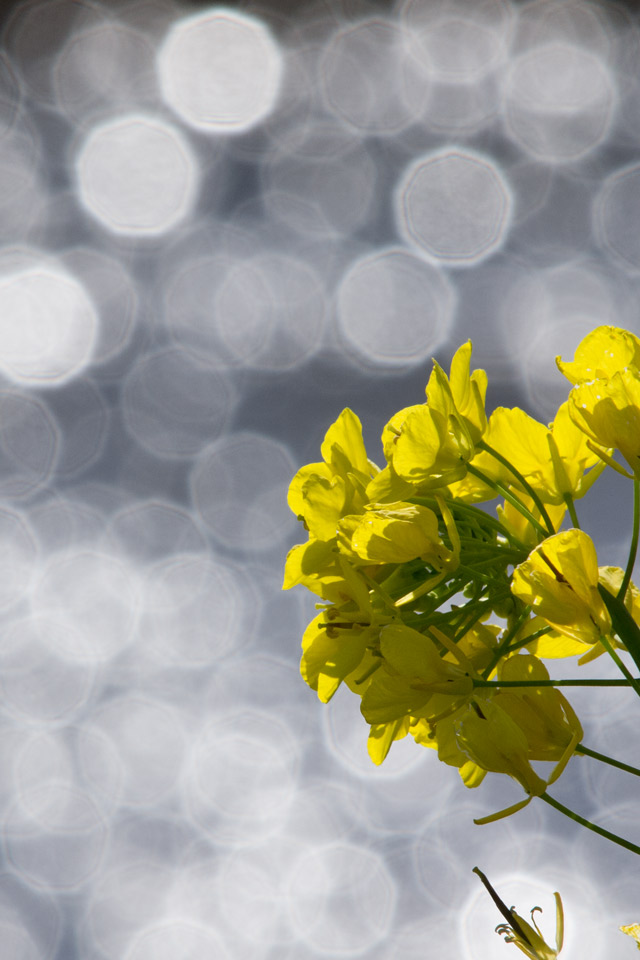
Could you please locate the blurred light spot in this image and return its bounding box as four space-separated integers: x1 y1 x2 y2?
217 838 306 946
0 391 58 499
157 8 283 133
186 712 299 843
107 500 207 564
13 730 75 802
27 493 106 555
125 919 229 960
287 843 396 953
61 247 137 367
0 875 60 959
75 114 198 235
30 549 140 662
0 617 95 722
122 348 234 459
0 508 37 609
46 379 108 478
0 919 39 960
90 696 186 806
405 13 507 84
596 162 640 270
0 128 44 245
337 246 455 367
213 252 326 369
190 433 297 552
142 554 245 665
0 52 21 137
320 18 429 135
514 0 615 59
53 22 157 123
504 43 615 162
0 260 98 387
85 862 176 959
5 783 107 890
396 148 512 265
420 73 500 134
4 0 105 103
263 124 377 239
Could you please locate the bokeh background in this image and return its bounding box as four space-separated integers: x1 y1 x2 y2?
0 0 639 956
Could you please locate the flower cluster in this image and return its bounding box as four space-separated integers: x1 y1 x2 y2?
284 326 640 828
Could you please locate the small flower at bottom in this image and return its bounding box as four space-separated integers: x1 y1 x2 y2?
620 923 640 951
474 867 564 960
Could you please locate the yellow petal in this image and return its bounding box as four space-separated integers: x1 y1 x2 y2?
567 367 640 472
321 407 371 479
511 529 611 644
556 325 640 384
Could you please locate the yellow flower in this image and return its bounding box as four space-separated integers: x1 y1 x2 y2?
287 408 377 541
493 654 583 762
478 404 602 505
301 611 374 703
454 698 547 798
385 342 488 489
359 623 474 727
511 529 611 645
620 923 640 951
474 868 564 960
556 324 640 384
566 367 640 475
425 339 488 444
339 501 456 567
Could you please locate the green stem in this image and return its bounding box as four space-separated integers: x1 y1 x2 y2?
466 463 549 539
598 585 640 676
540 792 640 857
478 439 556 536
409 497 530 553
598 630 640 697
575 743 640 778
564 493 580 529
618 476 640 604
474 678 632 688
481 605 533 679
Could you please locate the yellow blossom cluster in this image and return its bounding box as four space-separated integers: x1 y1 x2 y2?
283 326 640 824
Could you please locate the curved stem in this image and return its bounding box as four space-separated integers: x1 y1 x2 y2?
575 743 640 778
564 493 580 529
540 792 640 857
599 585 640 676
478 439 556 536
618 476 640 604
466 463 549 539
598 630 640 697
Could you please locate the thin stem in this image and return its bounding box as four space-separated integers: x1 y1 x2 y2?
575 743 640 778
409 496 530 553
478 439 556 536
564 493 580 529
473 678 632 688
466 463 549 539
598 632 640 697
598 585 640 676
618 476 640 604
481 605 533 679
540 792 640 857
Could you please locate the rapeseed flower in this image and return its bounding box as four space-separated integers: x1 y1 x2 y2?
511 529 611 645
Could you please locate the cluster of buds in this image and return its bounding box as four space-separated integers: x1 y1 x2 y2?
283 326 640 828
